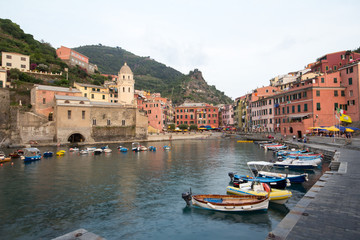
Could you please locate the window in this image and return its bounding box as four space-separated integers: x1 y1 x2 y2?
82 111 85 119
349 90 353 97
298 105 301 112
316 103 321 111
321 78 324 83
334 90 338 97
6 62 11 67
93 119 96 125
304 104 308 112
282 107 285 114
84 87 87 90
349 78 353 85
6 55 11 59
334 78 337 83
325 66 329 71
21 64 26 69
292 106 295 113
334 66 337 71
287 106 289 114
316 90 320 96
123 87 125 92
341 91 345 97
43 98 46 104
128 87 130 92
122 120 125 125
349 67 353 73
269 108 272 114
334 103 338 111
303 92 307 98
68 110 71 119
107 119 111 125
91 94 94 99
102 95 105 100
84 93 87 97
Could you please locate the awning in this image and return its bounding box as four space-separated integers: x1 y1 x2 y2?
289 114 310 119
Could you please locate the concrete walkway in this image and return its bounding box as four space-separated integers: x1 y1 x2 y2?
267 140 360 239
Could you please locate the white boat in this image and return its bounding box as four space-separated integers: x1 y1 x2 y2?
0 151 5 160
182 187 270 212
140 145 147 151
103 148 112 153
86 147 96 152
94 148 103 155
69 147 79 152
274 158 320 169
132 142 141 152
80 150 88 155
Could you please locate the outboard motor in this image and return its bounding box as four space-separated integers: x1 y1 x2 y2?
182 188 192 206
228 172 235 182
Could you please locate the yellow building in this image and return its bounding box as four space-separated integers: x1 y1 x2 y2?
0 69 7 88
1 52 30 71
73 82 109 102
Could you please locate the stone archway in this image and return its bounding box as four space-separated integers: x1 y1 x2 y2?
68 133 85 143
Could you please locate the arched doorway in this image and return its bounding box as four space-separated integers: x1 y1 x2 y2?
68 133 85 143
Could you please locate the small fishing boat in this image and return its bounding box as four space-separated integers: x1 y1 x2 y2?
149 146 156 151
43 151 54 157
23 148 42 162
273 158 320 170
182 186 270 212
285 153 323 159
9 151 21 158
103 148 112 153
69 147 79 152
132 142 141 152
140 145 148 151
248 161 308 183
163 145 171 150
117 146 128 152
265 144 287 150
101 145 110 150
276 149 312 156
226 180 292 204
86 147 96 152
56 150 66 156
0 151 5 160
94 148 103 155
80 150 88 155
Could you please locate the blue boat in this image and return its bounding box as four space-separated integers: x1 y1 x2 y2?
149 146 157 151
43 151 53 157
228 172 290 189
23 148 41 163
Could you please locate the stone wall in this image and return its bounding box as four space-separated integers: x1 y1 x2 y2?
17 111 56 144
0 89 10 146
92 126 135 142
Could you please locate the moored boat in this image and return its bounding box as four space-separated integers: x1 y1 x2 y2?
56 150 66 156
103 148 112 153
182 186 270 212
23 148 42 162
149 146 156 151
43 151 54 157
226 181 292 204
163 145 171 150
117 146 128 152
0 151 5 160
94 148 103 155
273 158 320 169
80 150 88 155
69 147 79 152
132 142 141 152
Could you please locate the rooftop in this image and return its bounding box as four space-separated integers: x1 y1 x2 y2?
74 82 106 89
55 95 89 101
35 84 81 93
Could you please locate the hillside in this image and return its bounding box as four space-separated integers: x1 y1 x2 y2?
74 45 233 105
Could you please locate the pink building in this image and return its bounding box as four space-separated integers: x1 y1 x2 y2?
220 104 234 127
56 46 97 73
251 97 274 132
30 85 82 119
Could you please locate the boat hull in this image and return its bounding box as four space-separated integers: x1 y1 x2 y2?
234 175 290 189
191 194 269 212
258 171 308 183
226 186 292 204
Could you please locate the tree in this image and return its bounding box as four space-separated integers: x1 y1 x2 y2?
179 124 188 130
168 124 175 131
189 124 198 131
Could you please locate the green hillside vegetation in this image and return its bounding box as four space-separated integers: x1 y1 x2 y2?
75 45 233 105
0 18 108 90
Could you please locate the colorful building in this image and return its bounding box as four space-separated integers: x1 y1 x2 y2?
175 103 219 128
339 60 360 122
56 46 97 73
251 96 274 132
310 51 360 73
273 72 346 137
74 82 109 102
220 104 234 127
30 85 82 119
0 69 7 88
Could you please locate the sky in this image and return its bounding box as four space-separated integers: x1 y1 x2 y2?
2 0 360 99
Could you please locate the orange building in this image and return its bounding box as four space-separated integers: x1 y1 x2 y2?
273 72 346 138
175 103 219 128
30 85 82 119
56 46 97 73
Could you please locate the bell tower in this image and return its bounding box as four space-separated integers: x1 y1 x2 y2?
117 62 135 105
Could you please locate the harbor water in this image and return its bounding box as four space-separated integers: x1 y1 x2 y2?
0 139 326 239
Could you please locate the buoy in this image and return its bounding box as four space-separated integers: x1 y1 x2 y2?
11 162 14 166
1 163 3 167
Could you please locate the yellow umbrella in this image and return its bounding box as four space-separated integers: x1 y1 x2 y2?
345 128 354 132
324 126 340 132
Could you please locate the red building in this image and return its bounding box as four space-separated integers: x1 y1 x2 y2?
175 103 219 128
310 51 360 73
339 60 360 122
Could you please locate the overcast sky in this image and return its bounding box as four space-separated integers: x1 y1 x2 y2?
3 0 360 99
